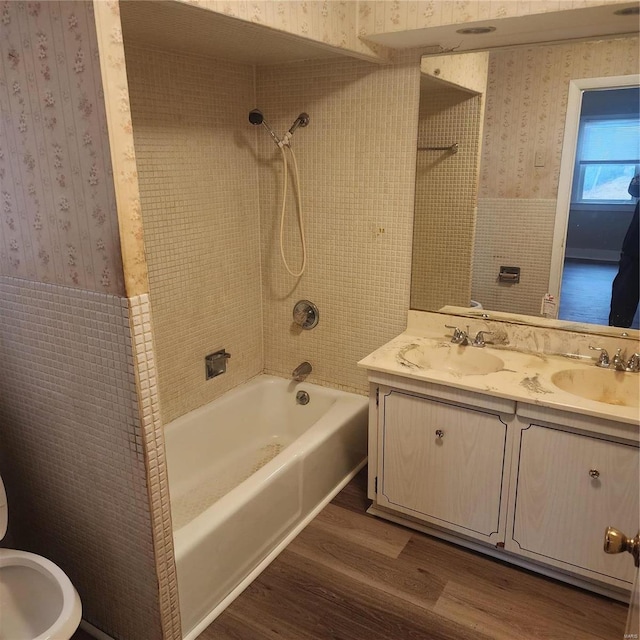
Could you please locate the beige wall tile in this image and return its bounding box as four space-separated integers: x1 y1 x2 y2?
0 276 162 639
257 55 420 394
129 294 182 639
472 198 557 316
412 84 483 311
124 46 263 423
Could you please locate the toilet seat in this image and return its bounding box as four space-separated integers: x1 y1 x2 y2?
0 476 81 640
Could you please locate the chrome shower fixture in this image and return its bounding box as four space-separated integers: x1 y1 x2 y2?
248 109 310 147
248 109 282 146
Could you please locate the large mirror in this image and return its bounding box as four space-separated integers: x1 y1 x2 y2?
410 34 639 336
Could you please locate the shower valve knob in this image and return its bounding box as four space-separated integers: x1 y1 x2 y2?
293 300 319 330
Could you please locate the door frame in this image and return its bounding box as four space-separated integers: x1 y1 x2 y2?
548 74 640 305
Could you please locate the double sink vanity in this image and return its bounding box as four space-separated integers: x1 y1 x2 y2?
359 309 639 599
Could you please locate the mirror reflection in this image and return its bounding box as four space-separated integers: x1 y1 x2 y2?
410 35 639 332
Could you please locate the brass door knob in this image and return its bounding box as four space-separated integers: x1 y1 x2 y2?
435 429 445 438
604 527 640 568
589 469 600 479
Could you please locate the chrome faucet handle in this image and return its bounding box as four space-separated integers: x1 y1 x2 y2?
626 353 640 372
445 325 469 345
613 348 627 371
589 346 610 368
472 330 493 348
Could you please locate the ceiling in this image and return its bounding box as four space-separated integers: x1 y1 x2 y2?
120 1 639 67
119 0 349 65
364 2 639 53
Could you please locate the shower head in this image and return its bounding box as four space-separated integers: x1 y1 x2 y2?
288 113 310 136
248 109 264 125
248 108 281 146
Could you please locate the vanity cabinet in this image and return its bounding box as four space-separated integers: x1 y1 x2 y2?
507 421 639 589
366 372 639 598
376 388 508 544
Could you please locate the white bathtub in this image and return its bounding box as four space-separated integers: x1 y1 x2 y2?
164 375 368 639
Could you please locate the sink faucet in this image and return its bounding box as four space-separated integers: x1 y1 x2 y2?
445 325 469 346
471 330 493 348
627 353 640 372
612 349 627 371
292 361 312 381
589 346 610 368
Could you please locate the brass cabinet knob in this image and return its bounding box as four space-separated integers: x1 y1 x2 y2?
435 429 444 438
589 469 600 479
604 527 640 568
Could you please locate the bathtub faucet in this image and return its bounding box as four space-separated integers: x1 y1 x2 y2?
292 361 312 382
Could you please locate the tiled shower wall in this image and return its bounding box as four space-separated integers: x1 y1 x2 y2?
0 276 162 639
257 56 420 393
124 46 263 424
411 83 482 312
125 48 421 418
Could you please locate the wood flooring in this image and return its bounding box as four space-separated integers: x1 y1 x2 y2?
69 467 628 639
200 467 629 640
559 259 640 329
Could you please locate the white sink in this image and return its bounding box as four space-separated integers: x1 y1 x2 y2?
551 368 639 408
400 343 504 375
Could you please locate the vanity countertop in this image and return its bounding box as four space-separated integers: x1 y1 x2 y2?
358 323 640 427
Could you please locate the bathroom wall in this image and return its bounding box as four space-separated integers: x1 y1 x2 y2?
172 0 387 60
124 45 263 424
473 36 639 316
421 51 489 95
0 2 179 637
256 55 420 393
0 277 165 639
411 82 483 312
124 46 420 416
0 0 124 294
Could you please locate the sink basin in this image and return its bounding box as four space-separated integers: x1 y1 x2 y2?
551 368 639 407
400 344 504 375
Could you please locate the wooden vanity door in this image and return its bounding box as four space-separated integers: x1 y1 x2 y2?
507 423 639 588
377 389 508 544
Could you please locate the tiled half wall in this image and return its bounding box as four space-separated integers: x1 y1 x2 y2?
0 276 174 639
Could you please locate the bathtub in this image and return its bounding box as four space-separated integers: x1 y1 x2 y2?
164 374 368 639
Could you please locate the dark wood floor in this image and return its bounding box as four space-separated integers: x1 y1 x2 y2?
199 467 628 640
559 259 639 329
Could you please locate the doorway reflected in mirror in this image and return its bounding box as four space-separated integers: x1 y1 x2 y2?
558 87 639 328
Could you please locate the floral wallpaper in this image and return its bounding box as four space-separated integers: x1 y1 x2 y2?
174 0 388 59
421 51 489 95
93 0 148 297
479 36 639 200
0 0 124 295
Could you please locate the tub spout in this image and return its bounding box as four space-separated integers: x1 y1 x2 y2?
292 361 312 381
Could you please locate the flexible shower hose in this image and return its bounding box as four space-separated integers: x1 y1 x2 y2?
279 144 306 277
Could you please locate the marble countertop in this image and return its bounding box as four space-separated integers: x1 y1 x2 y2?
358 328 639 427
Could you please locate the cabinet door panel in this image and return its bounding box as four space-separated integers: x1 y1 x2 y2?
378 390 507 542
511 424 639 585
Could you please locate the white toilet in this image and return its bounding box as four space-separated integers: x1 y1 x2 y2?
0 474 82 640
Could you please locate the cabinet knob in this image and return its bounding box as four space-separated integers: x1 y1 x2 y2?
435 429 445 438
589 469 600 479
604 527 640 568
